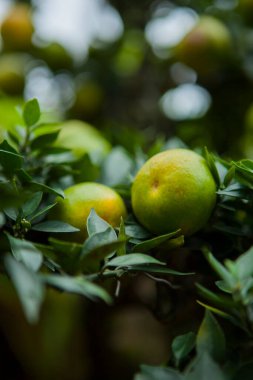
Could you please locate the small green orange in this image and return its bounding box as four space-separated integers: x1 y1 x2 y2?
50 182 127 242
131 149 216 236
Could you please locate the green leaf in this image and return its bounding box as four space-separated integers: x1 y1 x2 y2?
16 168 32 182
29 182 64 198
196 283 235 310
233 160 253 187
21 192 43 217
185 352 227 380
6 233 43 271
87 209 117 240
80 230 126 273
32 220 80 233
203 249 236 289
215 281 232 294
139 365 183 380
196 310 226 362
29 202 57 222
196 301 231 319
217 185 253 201
42 274 112 304
23 98 40 127
223 166 235 188
105 253 166 268
4 207 18 220
30 130 60 150
48 238 82 273
203 147 220 187
235 246 253 281
5 255 45 324
133 230 181 253
49 237 82 256
172 332 196 365
0 140 23 175
125 264 194 275
0 212 5 227
81 228 118 258
125 223 151 240
118 217 127 256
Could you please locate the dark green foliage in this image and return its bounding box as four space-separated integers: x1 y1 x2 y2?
1 98 253 379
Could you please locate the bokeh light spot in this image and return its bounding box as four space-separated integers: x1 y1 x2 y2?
160 84 211 120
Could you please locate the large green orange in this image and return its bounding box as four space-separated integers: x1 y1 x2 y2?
131 149 216 236
50 182 127 242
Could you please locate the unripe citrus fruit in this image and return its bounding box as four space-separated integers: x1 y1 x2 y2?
35 42 73 71
1 4 34 52
175 16 231 75
0 54 29 95
53 120 111 160
69 81 104 120
131 149 216 236
50 182 127 242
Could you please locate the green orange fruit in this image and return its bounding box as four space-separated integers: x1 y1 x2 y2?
53 120 111 160
69 81 104 120
1 4 34 52
0 54 29 95
35 42 73 71
131 149 216 236
50 182 127 242
175 16 231 75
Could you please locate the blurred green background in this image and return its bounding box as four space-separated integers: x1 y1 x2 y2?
0 0 253 379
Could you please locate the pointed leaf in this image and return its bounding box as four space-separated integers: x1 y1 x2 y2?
29 182 64 198
21 192 43 217
6 233 43 271
196 310 226 362
42 274 112 304
203 147 220 187
185 352 226 380
172 332 196 365
105 253 166 268
5 255 45 324
32 220 79 233
31 130 60 150
87 209 117 240
29 202 57 222
81 228 119 259
4 207 18 220
196 283 235 310
23 98 40 127
0 140 23 174
235 246 253 281
117 217 127 256
133 230 181 253
126 264 194 275
204 249 236 288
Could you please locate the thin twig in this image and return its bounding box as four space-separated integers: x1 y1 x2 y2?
144 272 180 289
115 280 121 297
